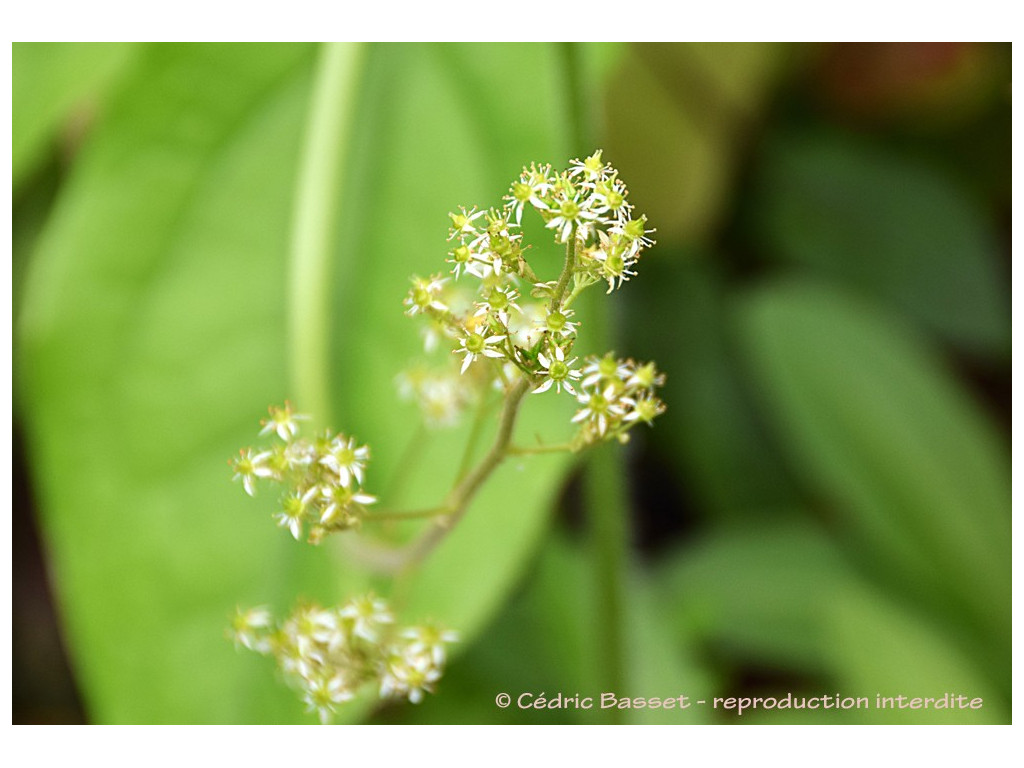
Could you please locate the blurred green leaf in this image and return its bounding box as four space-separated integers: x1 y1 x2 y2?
628 253 800 519
385 530 713 724
824 586 1009 724
658 521 856 672
377 531 595 725
12 42 138 189
622 567 716 724
660 522 1008 723
751 130 1009 357
605 43 786 244
737 282 1009 664
19 42 325 723
18 42 579 723
327 44 578 643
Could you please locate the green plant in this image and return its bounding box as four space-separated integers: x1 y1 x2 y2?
230 151 665 722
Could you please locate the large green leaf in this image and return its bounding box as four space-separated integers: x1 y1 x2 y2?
658 521 858 673
605 43 787 244
627 252 800 519
736 282 1009 673
750 130 1009 357
659 521 1008 723
383 531 714 724
12 42 138 189
18 42 579 723
324 44 577 640
823 586 1009 724
374 531 598 725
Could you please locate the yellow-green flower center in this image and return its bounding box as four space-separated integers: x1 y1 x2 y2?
488 289 509 311
624 217 646 240
546 311 567 332
465 333 486 354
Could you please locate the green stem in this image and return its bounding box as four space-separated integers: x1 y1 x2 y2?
287 42 365 427
408 376 532 562
343 377 532 573
385 423 427 508
363 506 452 522
456 389 497 481
585 441 629 723
563 276 598 309
549 228 577 312
508 442 576 456
561 40 629 724
558 41 592 159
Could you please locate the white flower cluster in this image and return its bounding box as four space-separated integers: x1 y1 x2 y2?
230 403 377 543
572 354 668 444
232 595 458 724
395 365 476 429
402 150 666 446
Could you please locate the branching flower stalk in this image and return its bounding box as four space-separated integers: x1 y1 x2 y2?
229 151 665 722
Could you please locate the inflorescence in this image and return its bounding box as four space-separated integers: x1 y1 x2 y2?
231 596 457 724
231 402 377 544
230 151 664 723
402 150 665 440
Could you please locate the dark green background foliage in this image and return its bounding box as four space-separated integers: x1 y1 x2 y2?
13 42 1010 724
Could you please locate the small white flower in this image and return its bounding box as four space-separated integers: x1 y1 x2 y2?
231 449 273 496
403 274 448 317
504 163 553 225
320 435 370 487
445 242 471 280
447 206 488 241
396 368 471 429
231 606 273 653
454 331 506 374
545 190 603 243
593 231 638 293
580 353 632 389
473 285 522 327
274 487 318 540
259 403 309 442
278 635 316 681
320 484 376 527
303 674 354 725
572 386 632 436
538 307 579 339
507 300 547 349
295 605 348 654
340 594 394 643
283 440 315 469
623 395 667 425
533 344 581 396
610 214 656 250
381 648 441 705
418 376 470 428
402 623 459 668
626 361 666 391
568 150 610 184
473 230 522 277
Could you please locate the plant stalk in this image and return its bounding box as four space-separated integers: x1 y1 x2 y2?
560 40 630 723
287 42 364 427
